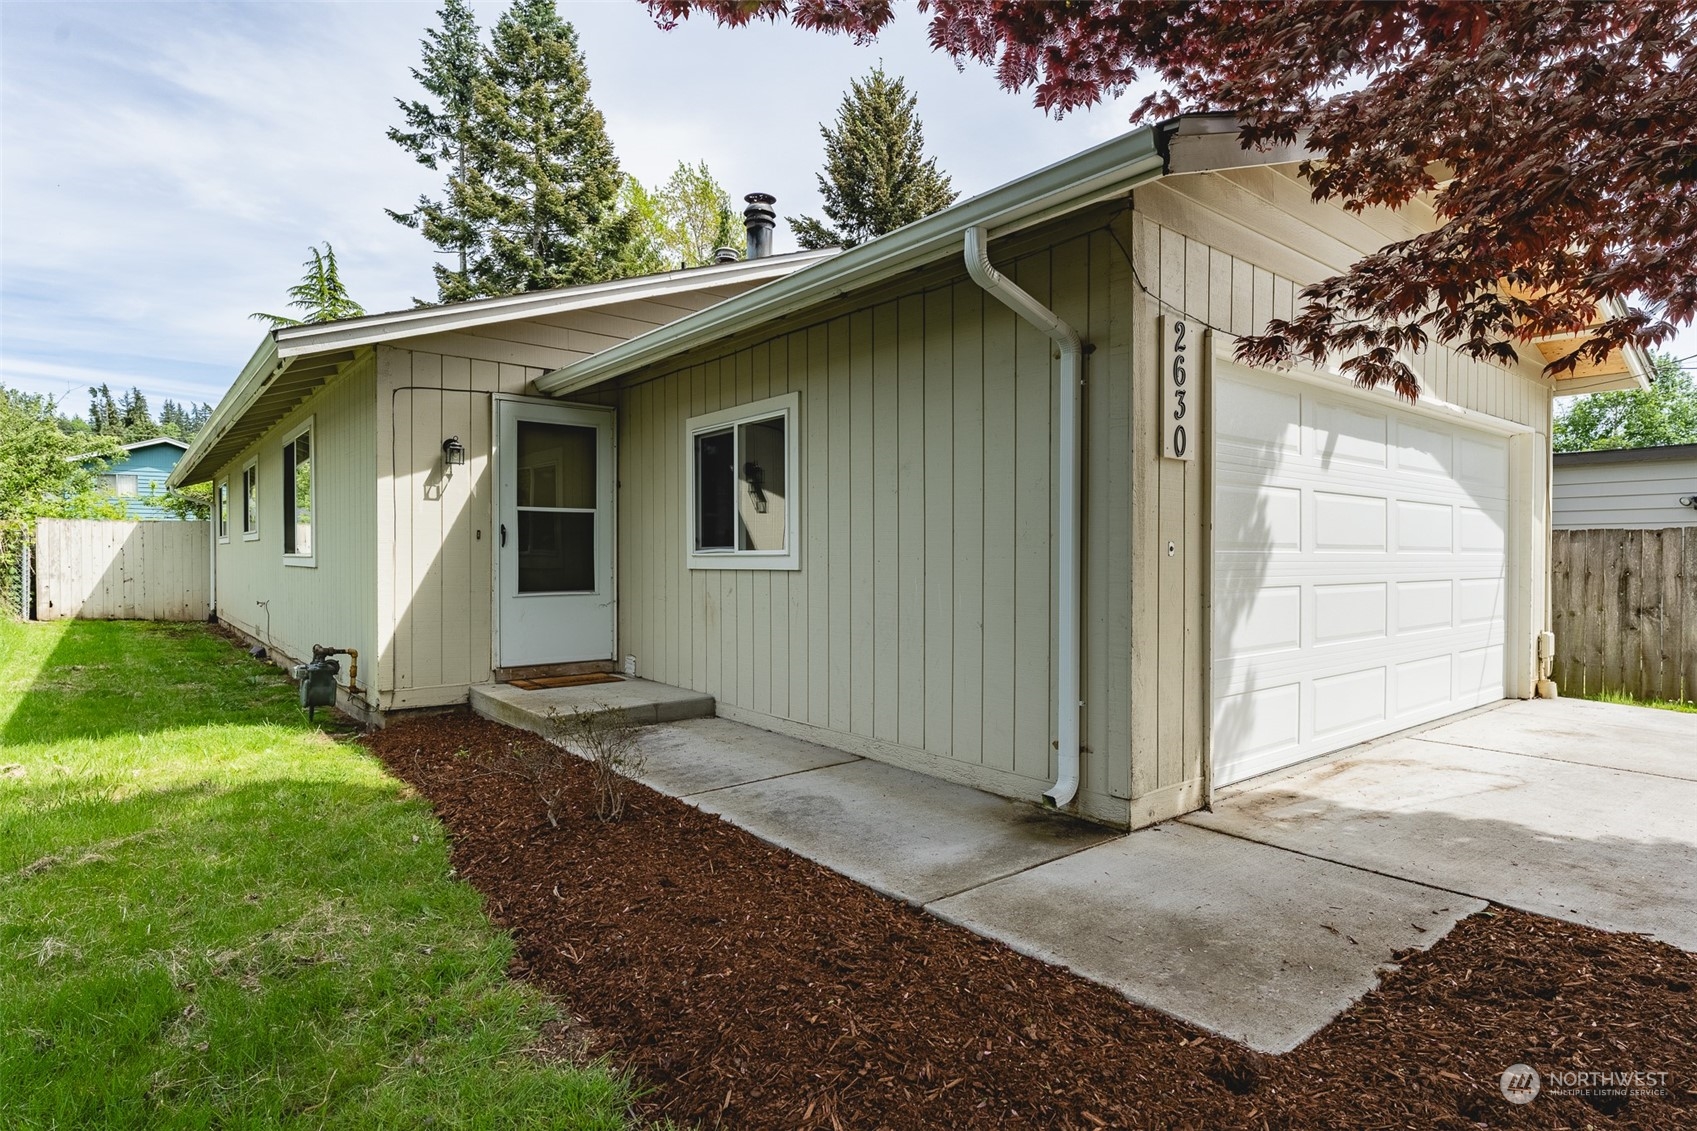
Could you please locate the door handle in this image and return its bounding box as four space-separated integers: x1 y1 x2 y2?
500 524 507 546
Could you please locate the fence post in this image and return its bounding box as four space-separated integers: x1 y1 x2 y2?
19 539 29 621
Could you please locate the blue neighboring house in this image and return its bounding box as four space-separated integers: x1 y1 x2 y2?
99 437 190 519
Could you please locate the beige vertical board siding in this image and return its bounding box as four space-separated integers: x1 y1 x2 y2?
375 337 558 710
923 285 955 756
208 353 378 701
950 281 986 766
34 519 209 621
1012 251 1054 784
872 300 900 742
898 293 928 750
803 326 829 726
609 222 1137 824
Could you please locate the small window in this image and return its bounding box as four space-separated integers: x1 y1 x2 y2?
686 393 799 570
241 458 259 540
217 480 230 542
283 418 314 563
101 473 139 497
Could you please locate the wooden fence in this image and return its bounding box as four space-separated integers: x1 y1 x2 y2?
33 518 210 621
1551 527 1695 703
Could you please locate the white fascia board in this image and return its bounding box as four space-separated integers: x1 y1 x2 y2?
120 437 191 451
1162 113 1314 174
270 251 837 359
535 127 1168 396
167 335 284 488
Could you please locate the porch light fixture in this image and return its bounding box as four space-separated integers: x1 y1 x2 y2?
441 436 467 466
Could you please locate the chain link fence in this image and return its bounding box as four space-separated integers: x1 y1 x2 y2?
0 525 33 620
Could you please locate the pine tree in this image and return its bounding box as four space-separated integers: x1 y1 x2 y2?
118 387 152 440
87 384 121 436
460 0 640 296
251 244 367 329
387 0 487 304
790 66 957 250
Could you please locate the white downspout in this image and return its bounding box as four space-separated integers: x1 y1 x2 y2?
963 225 1083 809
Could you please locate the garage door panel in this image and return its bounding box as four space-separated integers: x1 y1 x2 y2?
1313 491 1388 551
1212 366 1511 789
1312 667 1388 737
1308 399 1389 468
1215 380 1303 455
1312 581 1388 645
1215 482 1301 551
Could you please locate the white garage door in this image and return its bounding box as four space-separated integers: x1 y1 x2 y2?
1211 364 1511 787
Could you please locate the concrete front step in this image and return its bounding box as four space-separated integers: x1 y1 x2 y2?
469 678 715 739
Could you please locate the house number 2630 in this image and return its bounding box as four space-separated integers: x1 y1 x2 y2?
1162 316 1196 461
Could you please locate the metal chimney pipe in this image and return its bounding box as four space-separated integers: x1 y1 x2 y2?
743 192 776 260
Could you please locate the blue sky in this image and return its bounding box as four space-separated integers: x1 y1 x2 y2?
2 2 1690 419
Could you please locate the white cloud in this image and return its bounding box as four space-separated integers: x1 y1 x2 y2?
3 1 1688 420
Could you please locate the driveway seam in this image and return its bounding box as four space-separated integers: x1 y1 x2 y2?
669 755 864 799
1417 736 1696 783
919 833 1121 909
1176 818 1494 910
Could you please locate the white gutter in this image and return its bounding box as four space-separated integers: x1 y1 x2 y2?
963 225 1084 810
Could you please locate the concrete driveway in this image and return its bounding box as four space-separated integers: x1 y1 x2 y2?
1185 697 1697 951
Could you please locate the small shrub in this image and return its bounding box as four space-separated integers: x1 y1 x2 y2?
506 738 568 829
545 704 644 822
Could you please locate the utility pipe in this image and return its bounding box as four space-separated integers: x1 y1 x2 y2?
963 225 1083 809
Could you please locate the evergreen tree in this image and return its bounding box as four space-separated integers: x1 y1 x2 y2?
118 387 151 440
790 66 957 250
251 244 367 329
387 0 488 304
88 384 121 436
461 0 640 296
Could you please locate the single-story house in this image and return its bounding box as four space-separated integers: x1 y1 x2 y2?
170 115 1652 828
1554 443 1697 529
98 437 190 519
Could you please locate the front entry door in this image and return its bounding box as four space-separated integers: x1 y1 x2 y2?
496 399 615 668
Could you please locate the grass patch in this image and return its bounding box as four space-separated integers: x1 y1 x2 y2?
1584 688 1697 714
0 618 635 1129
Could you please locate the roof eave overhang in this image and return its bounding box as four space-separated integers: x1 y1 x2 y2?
167 252 838 489
534 128 1170 397
168 334 282 488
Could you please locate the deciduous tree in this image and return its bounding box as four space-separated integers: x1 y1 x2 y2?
648 1 1696 400
1555 356 1697 452
629 160 742 269
790 66 956 250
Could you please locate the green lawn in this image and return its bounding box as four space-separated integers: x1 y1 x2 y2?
0 618 633 1129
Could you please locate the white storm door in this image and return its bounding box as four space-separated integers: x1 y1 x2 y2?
1211 363 1511 788
496 399 615 668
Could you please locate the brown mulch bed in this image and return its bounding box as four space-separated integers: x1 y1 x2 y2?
364 711 1696 1130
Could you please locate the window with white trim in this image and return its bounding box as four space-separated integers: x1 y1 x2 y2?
686 393 800 570
241 458 259 540
100 473 139 497
282 417 314 563
217 479 230 542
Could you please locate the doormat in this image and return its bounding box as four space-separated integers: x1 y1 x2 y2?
507 673 624 691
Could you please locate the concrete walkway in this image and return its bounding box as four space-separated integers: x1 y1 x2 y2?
473 685 1696 1054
